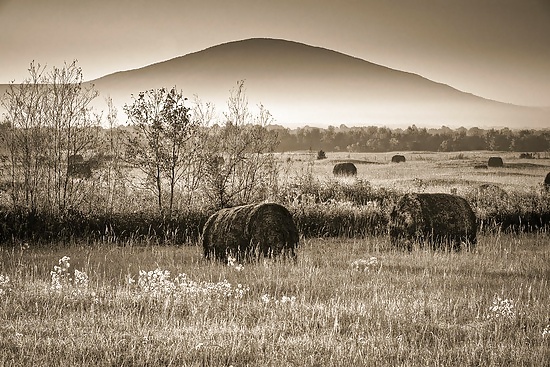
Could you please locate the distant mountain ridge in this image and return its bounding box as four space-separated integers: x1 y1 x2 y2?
2 38 548 128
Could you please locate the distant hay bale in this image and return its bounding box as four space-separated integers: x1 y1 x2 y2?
202 202 299 262
389 193 477 251
487 156 504 167
333 162 357 176
474 164 488 169
519 152 534 159
391 155 406 163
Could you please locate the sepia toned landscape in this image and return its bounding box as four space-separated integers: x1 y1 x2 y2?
1 1 549 366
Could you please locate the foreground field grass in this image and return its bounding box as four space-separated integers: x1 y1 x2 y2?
1 233 548 366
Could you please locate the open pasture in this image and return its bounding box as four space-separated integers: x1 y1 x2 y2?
0 232 549 366
280 150 550 195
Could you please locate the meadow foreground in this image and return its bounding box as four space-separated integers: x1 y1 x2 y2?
0 233 548 366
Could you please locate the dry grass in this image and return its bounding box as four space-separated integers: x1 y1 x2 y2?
281 151 550 195
0 232 548 366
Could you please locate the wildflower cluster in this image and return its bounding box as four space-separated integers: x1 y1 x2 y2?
50 256 90 296
350 257 379 272
487 296 516 321
50 256 71 290
261 294 296 306
131 269 249 300
227 255 244 271
0 274 11 297
50 256 89 294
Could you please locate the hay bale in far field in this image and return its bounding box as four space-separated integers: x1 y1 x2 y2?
391 155 406 163
202 203 299 262
389 193 477 251
519 153 534 159
333 162 357 176
487 156 504 167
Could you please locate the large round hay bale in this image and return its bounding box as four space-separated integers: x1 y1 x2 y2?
391 155 406 163
487 156 503 167
202 202 299 262
333 162 357 176
389 193 477 251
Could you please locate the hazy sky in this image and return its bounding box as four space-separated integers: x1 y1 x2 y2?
1 0 549 106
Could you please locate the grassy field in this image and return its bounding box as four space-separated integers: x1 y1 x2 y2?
281 150 550 195
0 150 549 366
0 232 548 366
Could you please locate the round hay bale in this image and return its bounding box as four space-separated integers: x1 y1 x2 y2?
391 155 406 163
487 156 503 167
333 162 357 176
202 202 299 262
389 193 477 251
519 153 534 159
544 172 550 189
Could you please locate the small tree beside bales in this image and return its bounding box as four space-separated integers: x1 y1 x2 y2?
123 87 199 216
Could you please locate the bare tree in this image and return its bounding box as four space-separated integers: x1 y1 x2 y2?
202 81 279 209
0 61 100 214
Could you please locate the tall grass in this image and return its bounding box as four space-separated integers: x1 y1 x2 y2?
0 233 548 366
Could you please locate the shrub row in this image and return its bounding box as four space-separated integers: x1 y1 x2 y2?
1 180 550 245
0 208 210 245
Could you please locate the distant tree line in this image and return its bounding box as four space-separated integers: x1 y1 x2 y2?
274 124 550 153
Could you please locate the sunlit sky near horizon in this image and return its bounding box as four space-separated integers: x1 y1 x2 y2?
1 0 549 107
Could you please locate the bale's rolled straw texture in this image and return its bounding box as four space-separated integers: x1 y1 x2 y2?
391 155 406 163
202 203 299 261
488 156 504 167
389 193 477 251
333 162 357 176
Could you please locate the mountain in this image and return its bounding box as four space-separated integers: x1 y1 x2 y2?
3 38 549 128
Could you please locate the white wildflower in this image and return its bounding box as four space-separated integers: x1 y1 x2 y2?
351 257 379 272
0 274 11 297
487 296 516 321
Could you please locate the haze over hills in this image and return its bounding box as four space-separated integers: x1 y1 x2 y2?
2 38 549 129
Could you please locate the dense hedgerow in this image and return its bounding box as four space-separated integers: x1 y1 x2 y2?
0 207 210 245
1 177 550 245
